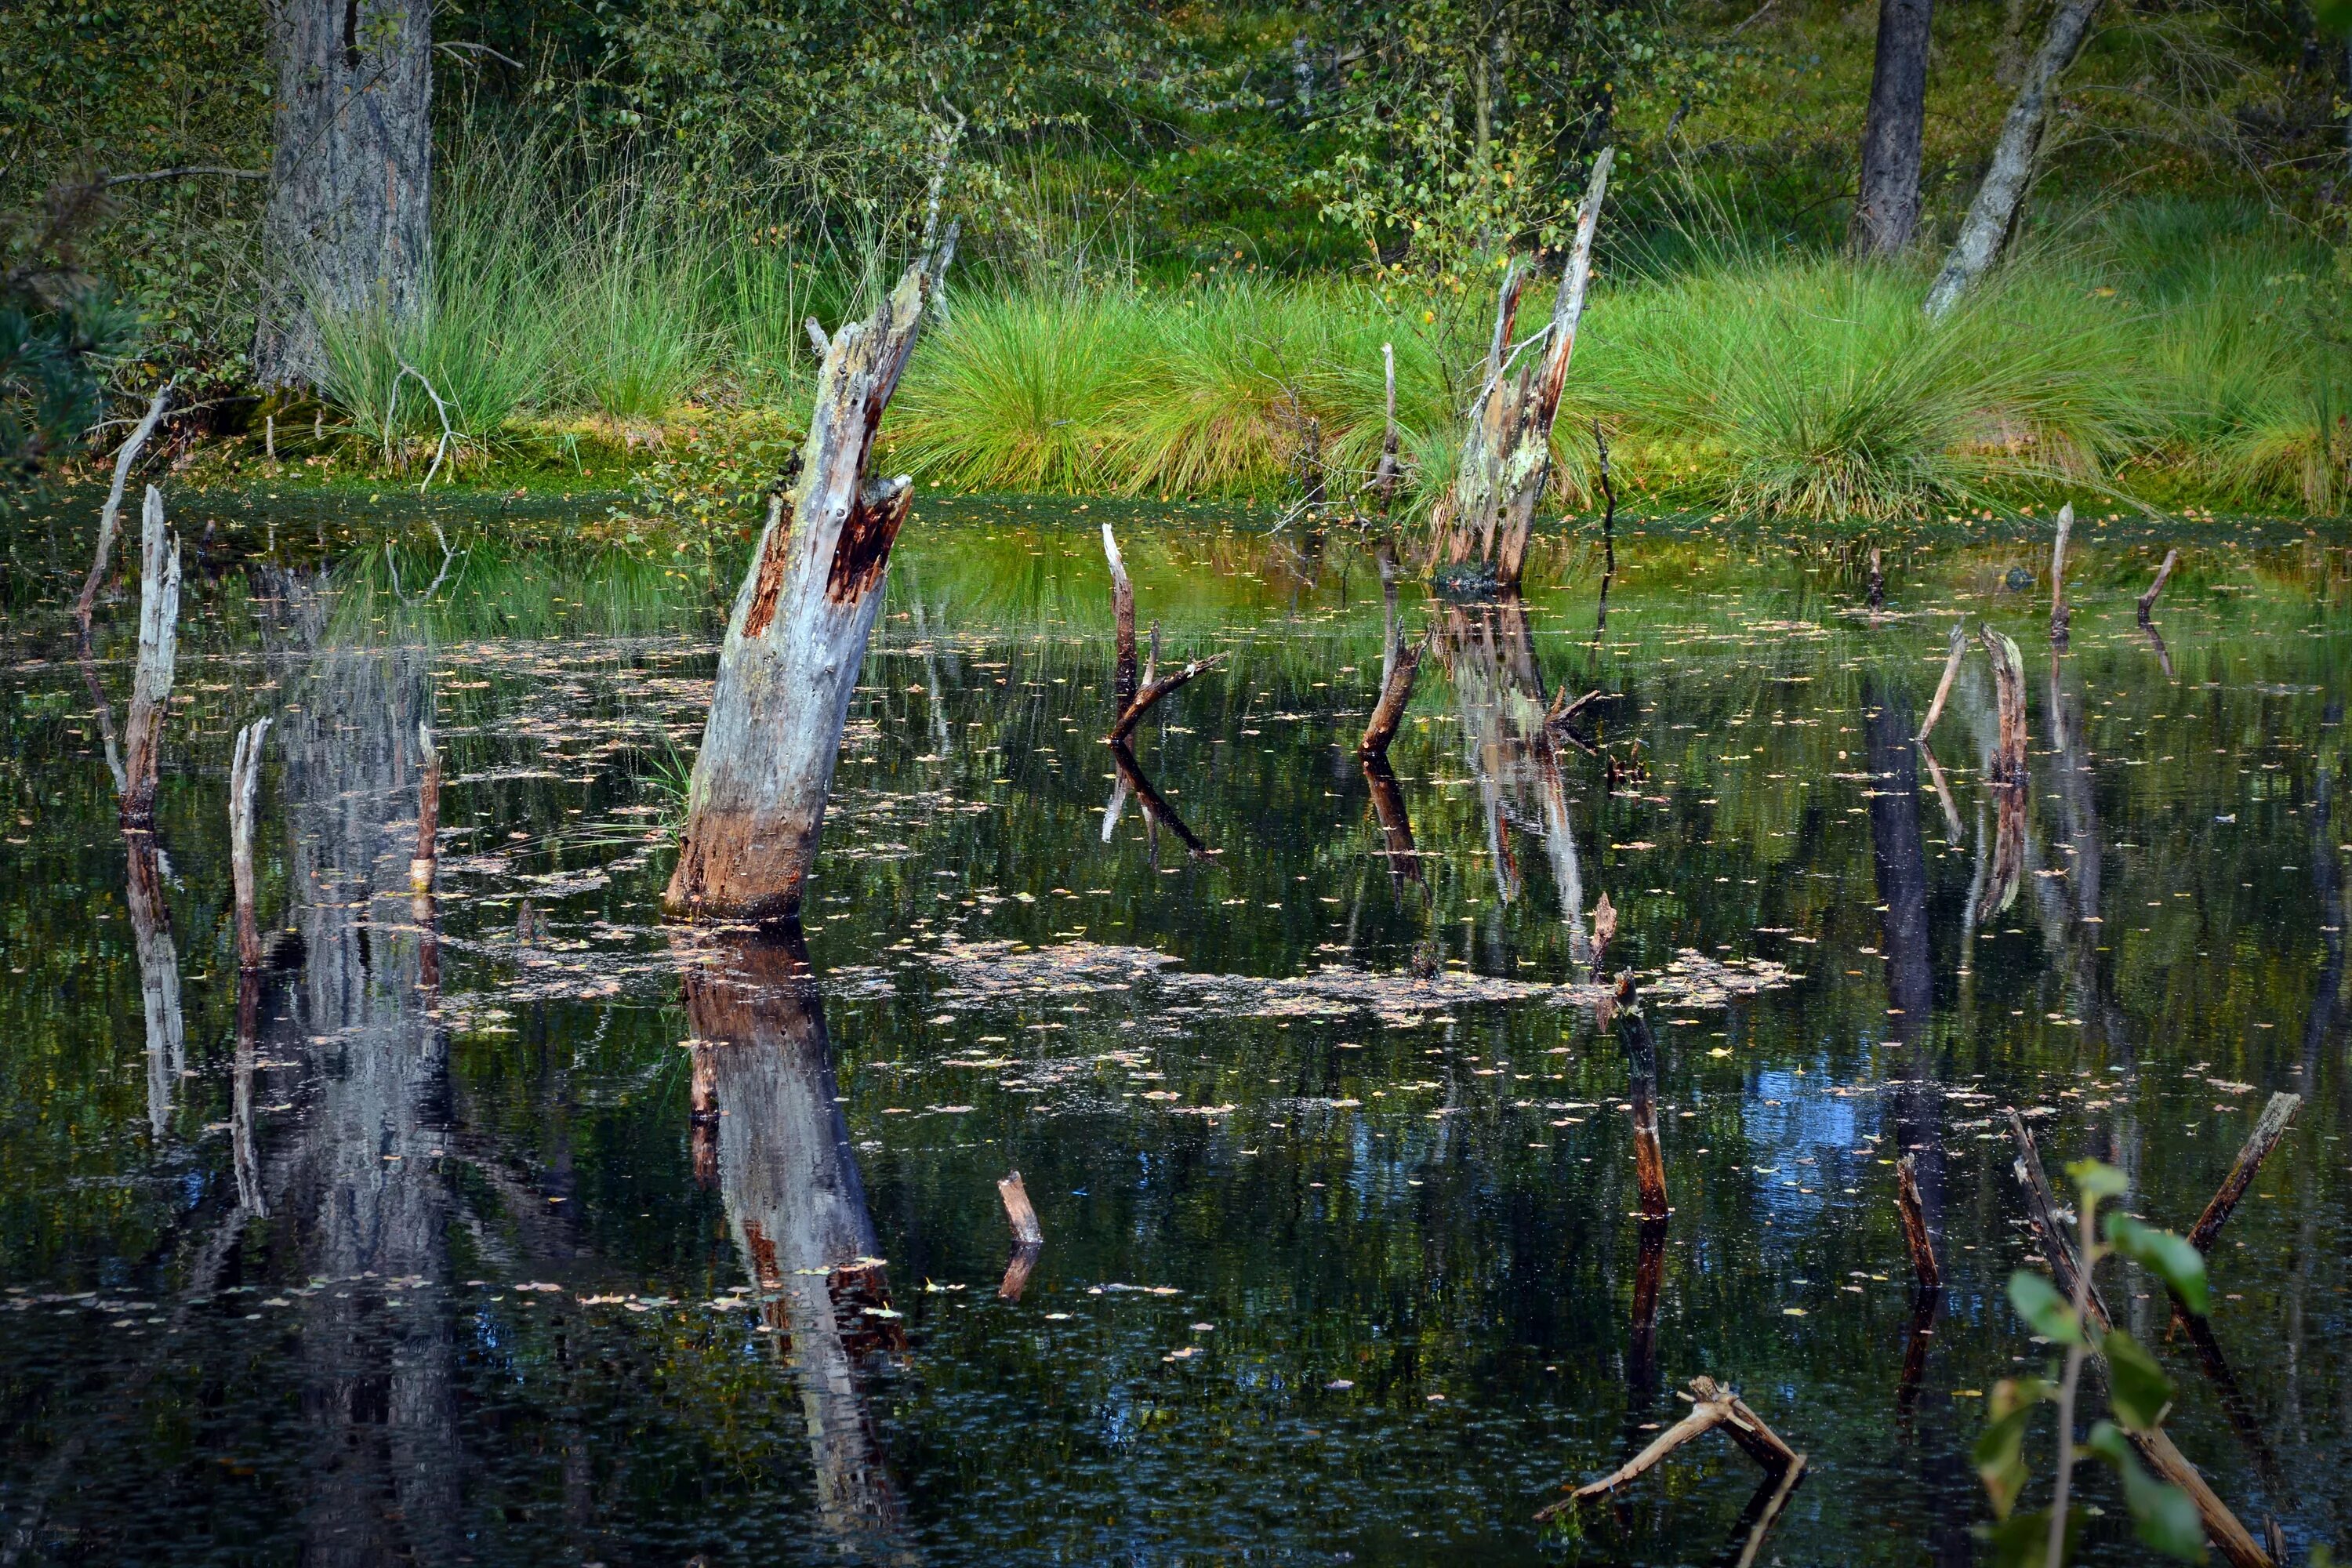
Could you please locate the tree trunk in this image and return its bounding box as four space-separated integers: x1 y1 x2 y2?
1923 0 2100 319
254 0 434 388
1853 0 1934 256
120 487 180 827
666 244 953 920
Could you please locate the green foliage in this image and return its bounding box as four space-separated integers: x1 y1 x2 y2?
2005 1273 2084 1346
0 282 140 479
2104 1214 2210 1316
2083 1425 2208 1562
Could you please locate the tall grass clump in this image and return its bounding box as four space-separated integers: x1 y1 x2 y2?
890 289 1138 491
554 181 717 425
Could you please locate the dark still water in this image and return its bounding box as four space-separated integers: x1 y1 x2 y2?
3 495 2349 1566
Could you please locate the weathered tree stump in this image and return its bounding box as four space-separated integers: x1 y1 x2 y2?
2186 1091 2300 1254
1426 148 1613 588
2049 503 2074 646
1894 1152 1941 1290
409 720 440 895
230 717 272 971
666 240 954 921
120 488 180 828
1978 625 2029 786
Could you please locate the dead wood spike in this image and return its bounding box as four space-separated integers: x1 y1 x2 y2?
1867 546 1885 611
2049 503 2073 646
119 487 180 827
2006 1111 2272 1568
1103 523 1138 712
1539 1376 1801 1517
2185 1091 2300 1254
1109 639 1226 745
1360 627 1430 759
1917 620 1966 745
228 717 271 972
76 382 174 637
663 233 955 921
998 1171 1044 1249
2140 548 2180 621
1613 972 1668 1220
1978 624 2029 786
409 720 440 895
1893 1152 1940 1290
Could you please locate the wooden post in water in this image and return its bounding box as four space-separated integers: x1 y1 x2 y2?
997 1170 1045 1300
1103 524 1138 712
1867 546 1885 611
2140 548 2180 622
1360 630 1429 760
410 720 440 895
1893 1152 1941 1290
665 236 956 921
120 488 180 828
2049 503 2073 646
229 717 271 971
1613 972 1669 1219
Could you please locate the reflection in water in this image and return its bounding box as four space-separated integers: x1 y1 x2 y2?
682 927 913 1559
122 830 183 1144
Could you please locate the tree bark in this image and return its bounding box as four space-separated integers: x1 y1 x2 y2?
230 717 272 971
75 382 173 637
1923 0 2100 319
120 488 180 827
254 0 434 387
666 244 953 920
1853 0 1934 256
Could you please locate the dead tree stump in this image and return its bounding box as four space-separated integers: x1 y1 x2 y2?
1427 148 1613 588
1917 620 1965 743
1978 625 2029 786
76 383 173 638
409 720 440 895
2186 1091 2300 1254
120 487 180 828
229 717 271 971
2049 503 2073 646
666 238 955 921
2140 548 2180 622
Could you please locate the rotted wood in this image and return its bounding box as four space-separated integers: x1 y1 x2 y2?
1613 971 1669 1220
1593 419 1617 577
2049 503 2074 646
2140 548 2180 622
1894 1152 1941 1290
1978 625 2029 786
1109 626 1225 745
1360 628 1431 760
119 488 180 827
1428 147 1614 586
2185 1091 2300 1254
1540 1376 1802 1518
665 233 956 921
76 382 174 637
1104 523 1138 710
229 717 271 971
2005 1112 2271 1568
1591 891 1618 971
409 720 440 895
1916 620 1965 744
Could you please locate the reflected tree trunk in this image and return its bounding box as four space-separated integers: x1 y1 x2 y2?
123 830 184 1145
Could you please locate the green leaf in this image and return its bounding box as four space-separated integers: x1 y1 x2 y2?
1984 1508 2080 1568
2102 1329 2175 1433
2085 1421 2209 1563
2009 1270 2085 1345
2067 1158 2128 1205
2106 1214 2211 1316
1975 1377 2055 1520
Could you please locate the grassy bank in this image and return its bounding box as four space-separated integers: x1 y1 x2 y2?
286 151 2347 523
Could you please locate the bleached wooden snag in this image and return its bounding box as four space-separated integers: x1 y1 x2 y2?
120 487 180 828
230 717 272 971
666 238 955 920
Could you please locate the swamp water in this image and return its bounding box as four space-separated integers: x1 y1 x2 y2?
2 496 2350 1566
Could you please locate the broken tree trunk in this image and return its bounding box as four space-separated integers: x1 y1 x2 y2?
1361 628 1430 760
76 381 174 638
1613 971 1669 1219
410 720 440 895
2140 548 2180 622
1895 1152 1942 1290
1923 0 2103 319
2186 1091 2301 1254
230 717 271 971
1541 1376 1801 1516
120 488 180 828
665 238 955 921
1109 626 1225 745
1917 619 1966 743
1428 148 1614 586
2007 1112 2273 1568
1104 523 1138 711
1979 624 2029 786
2049 503 2074 646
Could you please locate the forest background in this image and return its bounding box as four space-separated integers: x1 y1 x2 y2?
5 0 2352 525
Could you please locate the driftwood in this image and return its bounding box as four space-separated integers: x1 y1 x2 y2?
1894 1152 1941 1290
229 717 271 971
1923 0 2103 318
2006 1112 2272 1568
1428 148 1614 586
1979 625 2029 786
1360 630 1430 759
1104 524 1138 710
2049 503 2074 646
1373 342 1401 513
409 720 440 895
75 382 174 637
2186 1091 2300 1254
1613 972 1669 1219
665 234 955 920
119 488 180 827
2140 548 2180 621
1917 620 1965 744
1541 1377 1802 1518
